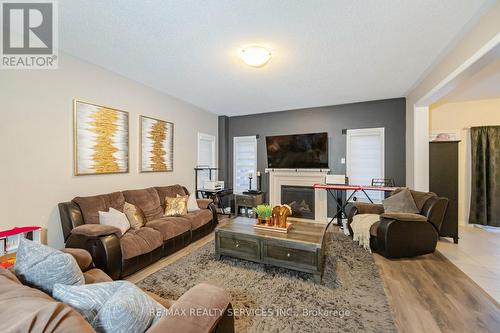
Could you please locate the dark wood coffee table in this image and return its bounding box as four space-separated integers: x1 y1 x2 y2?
215 217 327 282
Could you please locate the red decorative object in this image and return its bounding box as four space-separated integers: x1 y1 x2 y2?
0 226 41 238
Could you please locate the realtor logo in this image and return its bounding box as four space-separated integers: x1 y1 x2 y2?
1 0 58 69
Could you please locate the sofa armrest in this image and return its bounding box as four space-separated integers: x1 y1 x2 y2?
71 224 121 238
65 232 122 280
61 248 94 272
346 202 385 236
376 217 438 258
147 283 233 333
197 198 213 209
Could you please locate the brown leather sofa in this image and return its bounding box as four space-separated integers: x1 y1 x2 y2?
0 248 234 333
347 189 448 258
58 184 218 279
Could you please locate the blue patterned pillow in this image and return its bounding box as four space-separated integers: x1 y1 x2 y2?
53 281 166 333
13 238 84 294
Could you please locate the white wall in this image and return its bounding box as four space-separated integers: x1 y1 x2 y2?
0 53 218 248
406 2 500 189
430 98 500 225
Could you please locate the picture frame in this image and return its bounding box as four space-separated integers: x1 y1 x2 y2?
73 99 129 175
140 115 174 172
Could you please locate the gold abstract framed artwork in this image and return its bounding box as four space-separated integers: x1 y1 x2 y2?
73 100 129 175
140 115 174 172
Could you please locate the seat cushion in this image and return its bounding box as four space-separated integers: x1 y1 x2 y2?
155 185 187 209
73 191 125 224
183 209 213 230
123 188 163 222
120 227 163 260
381 212 428 222
0 268 94 333
146 217 191 241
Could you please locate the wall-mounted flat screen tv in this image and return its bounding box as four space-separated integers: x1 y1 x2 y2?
266 132 328 168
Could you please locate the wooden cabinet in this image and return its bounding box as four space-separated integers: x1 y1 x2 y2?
429 141 459 243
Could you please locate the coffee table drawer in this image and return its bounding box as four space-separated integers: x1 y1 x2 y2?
218 234 260 260
263 243 317 268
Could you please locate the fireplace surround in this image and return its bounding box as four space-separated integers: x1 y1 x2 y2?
266 169 329 223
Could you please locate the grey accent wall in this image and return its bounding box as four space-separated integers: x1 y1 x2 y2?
220 98 406 215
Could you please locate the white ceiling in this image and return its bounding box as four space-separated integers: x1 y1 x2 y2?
59 0 494 116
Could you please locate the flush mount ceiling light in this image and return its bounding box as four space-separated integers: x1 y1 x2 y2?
239 46 272 67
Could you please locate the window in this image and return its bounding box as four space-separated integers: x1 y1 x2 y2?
233 136 257 193
346 128 385 202
197 133 216 189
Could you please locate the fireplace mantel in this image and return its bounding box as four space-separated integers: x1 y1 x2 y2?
266 169 329 223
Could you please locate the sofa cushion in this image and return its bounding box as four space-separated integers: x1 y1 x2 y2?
123 188 163 222
0 267 94 333
164 195 188 217
73 191 125 224
383 189 419 214
392 188 437 212
53 281 165 333
184 193 201 212
124 202 145 229
183 209 213 230
146 217 191 241
155 185 187 208
99 208 130 237
381 212 428 222
120 227 163 260
14 238 85 294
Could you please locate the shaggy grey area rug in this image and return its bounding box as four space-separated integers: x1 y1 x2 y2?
137 228 396 332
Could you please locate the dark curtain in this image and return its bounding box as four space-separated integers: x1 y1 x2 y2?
469 126 500 226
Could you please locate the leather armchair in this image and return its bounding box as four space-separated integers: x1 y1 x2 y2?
346 191 448 258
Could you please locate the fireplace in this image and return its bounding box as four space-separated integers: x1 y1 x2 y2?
281 185 315 220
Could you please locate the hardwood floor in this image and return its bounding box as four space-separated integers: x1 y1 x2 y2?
127 220 500 332
374 251 500 333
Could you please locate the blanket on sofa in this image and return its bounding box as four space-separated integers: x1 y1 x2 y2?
351 214 380 252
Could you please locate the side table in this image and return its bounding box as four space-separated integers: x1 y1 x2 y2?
234 192 265 217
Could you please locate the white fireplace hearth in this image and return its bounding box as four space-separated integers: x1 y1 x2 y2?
265 168 329 223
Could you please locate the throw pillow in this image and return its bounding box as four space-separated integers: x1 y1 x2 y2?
383 189 419 214
178 193 200 212
99 208 130 237
53 281 165 333
123 202 145 229
164 195 188 217
14 238 85 294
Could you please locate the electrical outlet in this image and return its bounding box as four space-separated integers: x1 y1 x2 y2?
341 157 346 164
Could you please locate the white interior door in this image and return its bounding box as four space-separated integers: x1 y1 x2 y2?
233 136 257 193
346 128 385 202
197 133 216 189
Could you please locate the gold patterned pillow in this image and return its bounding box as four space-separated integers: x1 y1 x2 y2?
123 202 145 229
164 196 188 217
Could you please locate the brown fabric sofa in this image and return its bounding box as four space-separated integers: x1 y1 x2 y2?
346 188 448 258
0 248 234 333
58 185 218 279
